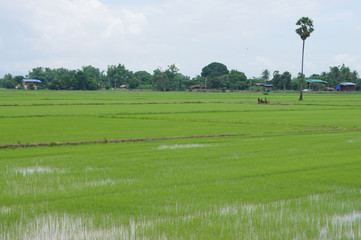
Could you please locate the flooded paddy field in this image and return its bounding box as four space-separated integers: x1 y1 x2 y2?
1 90 361 239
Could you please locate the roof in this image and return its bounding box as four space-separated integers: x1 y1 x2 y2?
307 79 327 83
189 84 205 89
263 84 273 87
23 79 41 83
339 82 356 86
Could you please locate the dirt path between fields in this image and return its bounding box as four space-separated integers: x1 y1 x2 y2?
1 128 360 149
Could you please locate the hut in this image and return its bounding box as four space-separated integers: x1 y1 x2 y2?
255 83 273 89
263 84 273 89
23 79 41 89
306 79 328 89
336 82 356 91
325 87 335 91
189 84 205 89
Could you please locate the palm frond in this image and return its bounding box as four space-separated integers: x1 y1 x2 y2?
295 17 314 40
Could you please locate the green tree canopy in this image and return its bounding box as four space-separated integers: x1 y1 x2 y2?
261 69 270 82
134 71 153 85
201 62 229 78
3 73 14 89
154 69 170 91
228 70 248 90
296 17 314 40
13 75 25 86
106 64 134 88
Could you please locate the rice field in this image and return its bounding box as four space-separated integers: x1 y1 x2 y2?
0 89 361 239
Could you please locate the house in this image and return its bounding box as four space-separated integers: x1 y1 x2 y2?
23 79 41 89
189 84 205 89
119 84 127 89
325 87 335 91
263 84 273 89
336 82 356 91
307 79 328 89
255 83 273 89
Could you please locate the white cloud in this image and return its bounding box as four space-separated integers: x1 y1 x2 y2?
1 0 361 78
23 0 140 51
0 0 147 72
122 9 147 34
101 18 124 40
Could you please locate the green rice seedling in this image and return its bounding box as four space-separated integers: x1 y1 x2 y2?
1 90 361 239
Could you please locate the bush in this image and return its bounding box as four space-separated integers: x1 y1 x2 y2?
27 83 35 90
310 83 326 91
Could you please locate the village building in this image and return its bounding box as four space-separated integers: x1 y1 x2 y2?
336 82 356 91
263 84 273 89
22 79 41 89
255 83 273 89
325 87 335 91
189 84 205 90
306 79 328 89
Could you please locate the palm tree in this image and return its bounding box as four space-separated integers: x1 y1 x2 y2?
296 17 314 100
261 69 270 83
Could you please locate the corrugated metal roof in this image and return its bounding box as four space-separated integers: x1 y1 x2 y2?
23 79 41 83
307 79 327 83
340 82 356 86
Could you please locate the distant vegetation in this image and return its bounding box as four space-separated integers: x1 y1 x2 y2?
0 62 360 91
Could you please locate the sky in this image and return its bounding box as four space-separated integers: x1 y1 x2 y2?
1 0 360 79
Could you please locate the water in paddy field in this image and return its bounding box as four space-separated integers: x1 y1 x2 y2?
2 190 361 239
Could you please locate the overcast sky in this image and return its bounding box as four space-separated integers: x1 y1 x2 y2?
1 0 360 79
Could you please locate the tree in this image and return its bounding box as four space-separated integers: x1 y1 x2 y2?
271 71 292 90
3 74 14 89
281 71 292 90
134 71 154 89
73 70 97 90
201 62 229 89
229 70 248 90
27 82 35 90
352 70 359 83
128 78 140 89
201 62 229 78
165 64 180 90
190 75 206 89
296 17 314 100
106 64 134 89
261 69 270 83
13 75 25 87
151 64 189 91
28 67 46 80
154 69 170 91
271 71 281 89
82 66 101 82
174 73 191 91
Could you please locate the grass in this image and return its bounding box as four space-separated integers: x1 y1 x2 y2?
0 89 361 239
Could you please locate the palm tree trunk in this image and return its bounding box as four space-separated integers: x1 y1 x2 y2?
299 40 305 101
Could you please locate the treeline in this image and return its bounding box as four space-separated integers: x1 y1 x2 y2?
0 62 360 91
309 64 359 89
